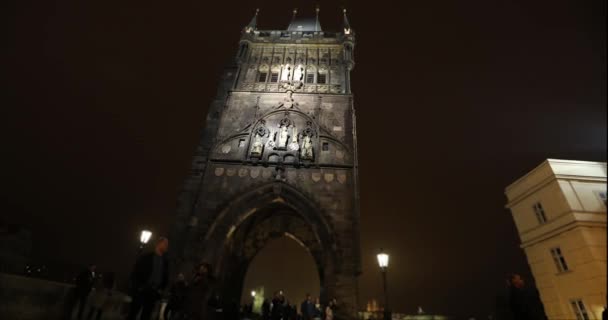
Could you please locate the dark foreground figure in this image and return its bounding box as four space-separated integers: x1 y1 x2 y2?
508 273 547 320
66 264 96 320
127 237 169 320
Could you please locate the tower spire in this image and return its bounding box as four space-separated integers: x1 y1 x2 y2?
287 8 298 30
315 5 321 32
245 8 259 33
343 8 352 35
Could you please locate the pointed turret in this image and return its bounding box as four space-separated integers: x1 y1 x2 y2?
343 8 352 35
244 8 259 33
287 8 298 30
314 6 322 32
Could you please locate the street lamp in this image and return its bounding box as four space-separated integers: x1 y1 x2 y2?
377 249 391 320
251 290 256 298
138 229 152 254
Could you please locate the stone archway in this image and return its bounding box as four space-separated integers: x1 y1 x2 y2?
193 181 339 305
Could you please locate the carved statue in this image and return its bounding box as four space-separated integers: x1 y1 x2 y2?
250 125 267 157
277 125 289 149
293 65 304 82
288 126 299 151
301 135 313 159
251 134 263 157
282 65 291 81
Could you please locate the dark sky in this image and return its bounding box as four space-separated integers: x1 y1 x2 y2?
3 0 606 318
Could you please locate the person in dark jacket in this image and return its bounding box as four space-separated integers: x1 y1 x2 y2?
508 273 547 320
127 237 169 320
262 298 271 320
271 292 284 320
301 294 314 320
69 264 96 320
164 273 187 320
183 263 215 320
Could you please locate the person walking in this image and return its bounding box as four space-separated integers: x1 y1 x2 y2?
127 237 169 320
87 272 115 320
300 294 314 320
312 298 322 320
69 264 96 320
271 292 283 320
164 273 187 320
182 263 215 320
325 299 336 320
262 298 271 320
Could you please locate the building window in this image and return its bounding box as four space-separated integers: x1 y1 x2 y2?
258 72 267 82
570 299 589 320
317 73 327 84
532 202 547 224
238 139 246 148
322 142 329 151
306 73 315 84
270 73 279 83
550 247 569 273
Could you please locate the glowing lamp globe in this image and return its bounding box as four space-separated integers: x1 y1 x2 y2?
140 230 152 245
377 250 389 269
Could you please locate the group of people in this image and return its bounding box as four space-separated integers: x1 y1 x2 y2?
257 292 338 320
67 263 117 320
67 237 340 320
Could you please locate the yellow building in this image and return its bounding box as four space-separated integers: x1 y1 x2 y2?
505 159 607 320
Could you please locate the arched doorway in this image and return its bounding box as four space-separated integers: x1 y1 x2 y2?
174 180 359 318
240 235 321 305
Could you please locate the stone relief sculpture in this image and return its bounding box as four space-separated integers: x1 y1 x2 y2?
277 125 289 149
288 127 299 151
300 122 316 160
282 65 292 81
250 121 268 158
293 65 304 82
301 135 313 160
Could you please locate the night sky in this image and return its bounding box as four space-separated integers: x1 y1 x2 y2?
3 0 606 318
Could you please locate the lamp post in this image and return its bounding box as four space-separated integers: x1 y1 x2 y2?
138 229 152 255
377 249 391 320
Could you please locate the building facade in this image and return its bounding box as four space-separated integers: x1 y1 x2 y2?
505 159 607 320
171 8 361 317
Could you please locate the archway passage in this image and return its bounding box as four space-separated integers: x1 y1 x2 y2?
175 182 359 318
213 198 332 306
240 236 321 305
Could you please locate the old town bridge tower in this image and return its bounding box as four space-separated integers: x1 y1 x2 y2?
171 8 361 317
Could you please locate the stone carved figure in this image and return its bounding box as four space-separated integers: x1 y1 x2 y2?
293 65 304 82
277 125 289 149
251 134 263 157
282 65 292 81
250 123 267 158
288 126 299 151
301 135 313 160
300 123 315 160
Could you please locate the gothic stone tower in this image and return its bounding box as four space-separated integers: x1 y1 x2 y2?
172 8 360 317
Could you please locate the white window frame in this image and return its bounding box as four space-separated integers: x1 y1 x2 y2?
532 202 547 224
550 247 569 273
570 299 589 320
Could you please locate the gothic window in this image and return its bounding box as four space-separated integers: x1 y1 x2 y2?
322 142 329 151
258 72 267 82
239 139 246 147
317 73 327 84
270 73 279 83
306 73 315 84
